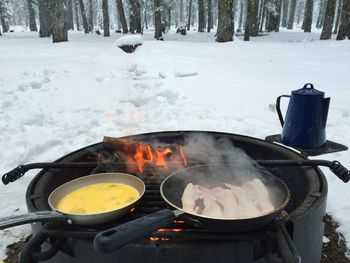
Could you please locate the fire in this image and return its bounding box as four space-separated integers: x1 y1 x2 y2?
157 228 182 232
149 237 171 241
103 137 188 174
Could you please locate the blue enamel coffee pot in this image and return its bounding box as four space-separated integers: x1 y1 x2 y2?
276 83 330 148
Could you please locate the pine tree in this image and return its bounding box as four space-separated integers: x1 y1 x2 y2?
78 0 89 33
116 0 128 33
320 0 336 39
198 0 206 32
102 0 110 36
337 0 350 39
27 0 37 31
38 0 53 37
287 0 297 28
154 0 162 39
216 0 234 42
51 0 68 43
303 0 314 32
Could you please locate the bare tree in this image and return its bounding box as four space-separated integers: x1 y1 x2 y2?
154 0 162 39
333 0 343 33
102 0 110 36
116 0 128 33
303 0 314 31
78 0 89 33
320 0 336 38
187 0 193 30
336 0 350 39
52 0 68 43
216 0 234 42
27 0 37 31
287 0 297 28
198 0 206 31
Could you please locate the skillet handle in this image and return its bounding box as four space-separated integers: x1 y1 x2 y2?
0 211 67 230
94 209 177 253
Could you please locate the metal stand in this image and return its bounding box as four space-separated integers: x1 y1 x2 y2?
265 134 348 156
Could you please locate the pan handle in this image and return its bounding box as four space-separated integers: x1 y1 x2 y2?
0 211 68 230
94 209 178 253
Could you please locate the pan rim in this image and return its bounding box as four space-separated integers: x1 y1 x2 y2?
160 164 291 221
48 172 146 216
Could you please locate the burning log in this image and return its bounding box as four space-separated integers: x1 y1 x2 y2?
103 137 188 176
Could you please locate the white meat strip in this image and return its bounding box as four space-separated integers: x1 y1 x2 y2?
196 185 224 218
225 183 261 219
242 178 275 214
210 187 239 218
181 183 201 213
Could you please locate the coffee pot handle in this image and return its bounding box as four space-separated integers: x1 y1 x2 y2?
276 95 291 127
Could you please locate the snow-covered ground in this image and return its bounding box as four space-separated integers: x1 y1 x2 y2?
0 29 350 259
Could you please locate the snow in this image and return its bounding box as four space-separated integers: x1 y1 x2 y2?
1 29 350 259
115 35 143 47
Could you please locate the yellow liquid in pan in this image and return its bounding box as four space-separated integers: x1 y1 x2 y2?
57 183 140 214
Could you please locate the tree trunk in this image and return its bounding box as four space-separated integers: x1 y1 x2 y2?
52 0 68 43
333 0 343 33
297 0 303 23
303 0 314 32
245 0 254 40
187 0 193 30
237 0 244 32
336 0 350 39
39 0 53 37
116 0 128 33
129 0 141 33
154 0 162 39
216 0 234 42
320 0 336 38
251 0 260 35
287 0 297 28
102 0 110 36
266 0 282 31
66 0 74 30
281 0 289 27
316 0 326 28
198 0 206 31
207 0 213 31
79 0 89 33
168 5 171 28
27 0 38 31
260 4 266 31
258 0 266 31
180 0 184 23
88 0 93 31
74 0 80 30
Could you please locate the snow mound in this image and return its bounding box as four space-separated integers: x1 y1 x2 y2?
115 35 143 47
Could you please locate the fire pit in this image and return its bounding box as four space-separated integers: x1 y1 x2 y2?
19 131 327 263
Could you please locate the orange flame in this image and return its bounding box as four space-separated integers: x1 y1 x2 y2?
131 143 187 173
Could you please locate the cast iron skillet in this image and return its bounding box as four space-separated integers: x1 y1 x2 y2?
94 164 291 253
0 173 145 229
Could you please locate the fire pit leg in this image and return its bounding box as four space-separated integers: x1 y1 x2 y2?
19 223 66 263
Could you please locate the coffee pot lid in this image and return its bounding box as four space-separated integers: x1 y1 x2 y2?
292 83 325 96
